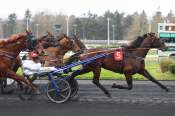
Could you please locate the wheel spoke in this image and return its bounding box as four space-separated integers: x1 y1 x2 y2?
48 88 56 93
59 94 67 98
60 87 69 92
47 79 71 103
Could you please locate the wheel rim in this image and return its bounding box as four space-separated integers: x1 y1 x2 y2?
47 79 71 103
69 79 79 98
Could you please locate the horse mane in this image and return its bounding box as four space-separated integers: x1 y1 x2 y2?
130 36 145 48
0 33 26 46
57 33 68 41
123 34 147 49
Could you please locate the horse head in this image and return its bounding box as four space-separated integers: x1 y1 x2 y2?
58 34 81 53
142 32 166 50
72 35 87 50
0 31 34 56
25 30 37 51
40 32 56 48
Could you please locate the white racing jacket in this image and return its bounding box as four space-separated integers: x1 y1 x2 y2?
22 60 56 75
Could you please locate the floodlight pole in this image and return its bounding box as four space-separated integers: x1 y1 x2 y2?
107 18 110 46
66 16 69 36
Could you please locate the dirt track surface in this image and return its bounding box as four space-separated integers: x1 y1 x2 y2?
0 80 175 116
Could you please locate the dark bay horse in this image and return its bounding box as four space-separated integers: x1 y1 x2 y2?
69 33 169 97
0 31 36 91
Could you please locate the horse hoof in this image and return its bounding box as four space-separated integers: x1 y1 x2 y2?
111 83 117 88
165 87 170 92
104 92 112 98
111 84 123 89
106 94 112 98
34 89 41 95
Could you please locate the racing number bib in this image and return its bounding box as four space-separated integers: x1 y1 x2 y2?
114 50 123 61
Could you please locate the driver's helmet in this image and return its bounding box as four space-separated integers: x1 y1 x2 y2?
29 52 38 58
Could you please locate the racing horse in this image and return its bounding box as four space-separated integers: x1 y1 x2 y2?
68 33 169 97
0 30 39 94
35 33 81 67
63 35 87 65
0 31 36 92
0 56 22 94
0 32 81 94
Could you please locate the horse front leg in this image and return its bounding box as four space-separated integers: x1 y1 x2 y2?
0 78 15 94
92 66 111 98
4 69 37 91
139 69 169 92
111 74 133 90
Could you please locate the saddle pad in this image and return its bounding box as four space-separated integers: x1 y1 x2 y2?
114 50 123 61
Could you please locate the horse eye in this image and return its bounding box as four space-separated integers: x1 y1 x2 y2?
16 41 21 44
70 40 73 43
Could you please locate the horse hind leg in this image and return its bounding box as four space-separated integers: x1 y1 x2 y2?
111 74 133 90
139 69 169 92
92 66 111 98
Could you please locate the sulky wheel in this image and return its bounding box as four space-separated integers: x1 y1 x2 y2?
46 79 71 103
6 78 15 86
0 78 15 94
68 78 79 99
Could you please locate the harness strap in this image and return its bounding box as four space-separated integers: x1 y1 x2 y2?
0 53 16 59
0 49 18 57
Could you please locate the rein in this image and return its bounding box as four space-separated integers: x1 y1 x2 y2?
0 49 18 59
123 47 156 51
37 47 158 64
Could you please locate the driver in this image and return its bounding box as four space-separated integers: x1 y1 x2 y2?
22 52 56 77
22 52 41 76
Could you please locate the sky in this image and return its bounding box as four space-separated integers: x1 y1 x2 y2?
0 0 174 19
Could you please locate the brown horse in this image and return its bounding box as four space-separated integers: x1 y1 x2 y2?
68 33 169 97
0 56 22 94
0 31 36 91
63 35 87 65
36 34 80 67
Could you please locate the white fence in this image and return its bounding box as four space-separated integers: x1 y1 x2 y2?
81 39 129 45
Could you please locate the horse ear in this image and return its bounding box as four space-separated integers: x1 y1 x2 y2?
147 33 152 39
73 34 79 40
25 29 34 39
26 29 30 35
63 33 67 38
47 31 53 36
73 35 76 40
150 32 155 37
63 33 71 40
26 29 32 35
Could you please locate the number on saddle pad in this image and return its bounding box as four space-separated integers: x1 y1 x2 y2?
113 50 123 61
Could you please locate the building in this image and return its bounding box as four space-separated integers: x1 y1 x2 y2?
158 23 175 43
157 23 175 58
